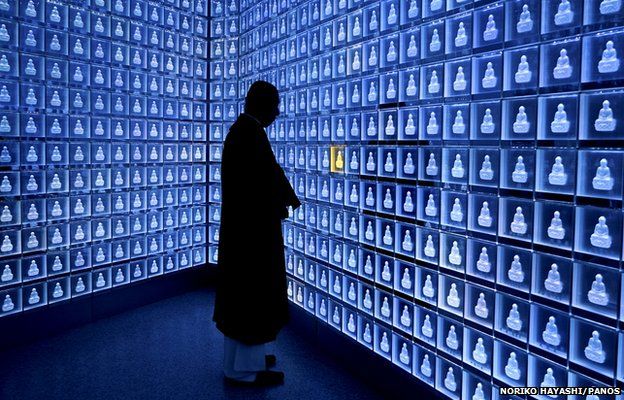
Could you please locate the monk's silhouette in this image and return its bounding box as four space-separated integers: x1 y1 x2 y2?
213 81 300 386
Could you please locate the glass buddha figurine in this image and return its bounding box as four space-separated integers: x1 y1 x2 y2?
401 268 412 290
427 112 439 135
600 0 621 14
481 108 495 133
428 71 440 94
425 194 437 217
540 368 557 391
508 255 525 282
483 14 498 42
516 4 533 33
555 0 573 25
405 114 416 136
419 354 432 378
1 265 12 282
407 35 418 58
455 22 467 48
551 103 570 133
352 51 361 71
402 231 413 252
408 0 419 18
382 225 393 245
474 293 489 319
0 235 12 252
426 153 438 175
515 55 532 83
547 211 565 240
386 79 396 99
598 40 620 74
584 331 606 363
510 207 527 235
446 325 459 349
399 343 410 365
430 0 443 12
476 247 491 272
512 156 528 183
367 82 378 103
444 367 457 392
368 46 377 66
482 62 497 88
381 297 391 318
429 29 441 53
379 332 390 353
421 315 433 338
472 338 487 364
451 154 465 178
383 188 394 209
593 159 614 190
506 304 523 332
548 156 567 186
450 198 463 222
386 41 397 62
542 316 561 346
595 100 616 132
452 110 465 134
553 48 572 79
544 263 563 293
590 216 612 249
0 24 9 42
513 106 530 133
453 67 467 92
480 155 494 181
446 283 460 308
422 274 435 298
448 241 461 265
403 153 415 175
406 74 417 96
588 273 609 306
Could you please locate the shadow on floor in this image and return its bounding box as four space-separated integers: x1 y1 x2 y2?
0 289 384 400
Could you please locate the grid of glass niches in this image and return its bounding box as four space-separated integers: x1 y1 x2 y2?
0 0 210 318
225 0 624 397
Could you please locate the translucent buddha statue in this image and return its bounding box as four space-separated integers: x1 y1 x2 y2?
362 323 372 343
588 273 609 306
369 10 378 31
444 367 457 392
516 4 533 33
478 155 494 181
553 48 573 80
27 260 39 276
0 176 11 192
555 0 573 25
381 297 391 318
386 79 396 100
406 74 417 97
420 354 432 377
446 325 459 349
594 100 616 132
584 331 606 363
544 263 563 293
482 62 497 89
598 40 620 74
448 241 461 265
547 211 565 240
430 0 443 11
593 158 614 190
515 55 532 83
453 66 467 92
368 82 378 103
600 0 621 14
426 153 438 176
540 368 557 391
407 35 418 58
368 45 377 66
548 156 567 186
421 315 433 338
476 247 491 273
404 114 416 136
425 194 437 217
542 316 561 346
0 235 12 252
428 70 440 94
508 254 525 283
469 338 487 365
477 109 494 134
365 188 375 207
506 303 522 331
365 221 374 241
450 198 463 222
2 294 14 312
386 41 397 63
422 274 435 298
404 153 415 175
551 103 570 133
455 22 467 47
513 106 530 133
366 152 376 171
512 156 528 183
383 188 394 209
451 154 465 178
429 29 441 53
0 116 9 133
1 265 12 282
470 294 488 320
379 332 390 353
382 225 393 245
483 14 498 41
401 268 412 290
590 216 612 249
447 283 460 308
0 24 9 42
28 288 40 305
352 51 361 71
399 343 410 365
452 110 466 134
427 112 439 135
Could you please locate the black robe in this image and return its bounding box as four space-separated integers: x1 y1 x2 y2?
212 113 300 345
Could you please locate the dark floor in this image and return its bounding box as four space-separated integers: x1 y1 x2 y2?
0 289 384 400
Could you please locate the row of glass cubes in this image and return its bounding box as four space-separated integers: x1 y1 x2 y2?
287 275 624 397
0 142 206 165
0 246 206 314
237 0 624 42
